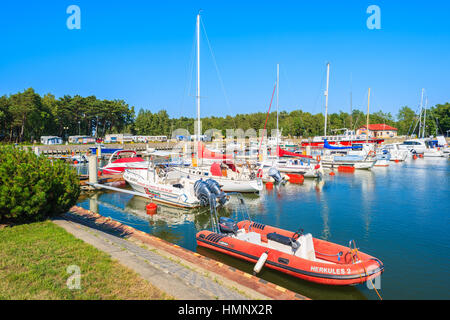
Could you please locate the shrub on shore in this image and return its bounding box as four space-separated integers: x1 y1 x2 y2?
0 146 80 224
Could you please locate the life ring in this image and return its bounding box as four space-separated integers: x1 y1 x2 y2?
368 150 375 156
316 155 321 162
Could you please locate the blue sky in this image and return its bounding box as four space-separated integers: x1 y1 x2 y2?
0 0 449 119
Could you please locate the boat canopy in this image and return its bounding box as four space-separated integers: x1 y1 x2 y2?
323 139 353 150
276 146 313 158
198 142 233 160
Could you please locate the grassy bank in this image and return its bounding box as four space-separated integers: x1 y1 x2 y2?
0 221 171 300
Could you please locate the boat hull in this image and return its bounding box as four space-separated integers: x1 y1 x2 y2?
123 170 200 209
321 160 375 170
196 222 384 286
217 178 263 193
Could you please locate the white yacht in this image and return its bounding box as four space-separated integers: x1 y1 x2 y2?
382 143 409 161
170 161 263 193
399 139 444 157
259 157 322 178
123 164 227 209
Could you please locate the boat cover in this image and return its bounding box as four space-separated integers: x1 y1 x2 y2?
277 146 313 158
323 139 353 150
198 142 233 160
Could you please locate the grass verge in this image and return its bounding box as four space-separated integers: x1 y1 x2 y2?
0 220 171 300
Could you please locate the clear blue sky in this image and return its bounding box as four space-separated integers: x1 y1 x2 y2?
0 0 449 119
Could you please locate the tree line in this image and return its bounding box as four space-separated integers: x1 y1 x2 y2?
1 88 448 142
0 88 134 142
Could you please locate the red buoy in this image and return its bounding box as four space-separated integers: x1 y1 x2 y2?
266 182 274 189
413 154 418 160
146 203 157 215
395 159 399 163
338 166 355 173
329 171 336 176
286 174 304 184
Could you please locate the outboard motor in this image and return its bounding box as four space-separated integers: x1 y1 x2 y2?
205 179 227 206
268 167 283 184
218 217 237 235
194 180 213 207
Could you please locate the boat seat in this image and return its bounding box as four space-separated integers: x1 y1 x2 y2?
267 232 299 250
295 233 316 261
267 232 292 246
236 231 261 245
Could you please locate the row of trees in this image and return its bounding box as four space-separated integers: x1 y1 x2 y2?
0 88 134 143
135 104 450 138
1 88 448 142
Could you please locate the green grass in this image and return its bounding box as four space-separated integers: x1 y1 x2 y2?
0 221 171 300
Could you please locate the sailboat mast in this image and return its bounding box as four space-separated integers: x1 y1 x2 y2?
196 13 201 163
366 87 371 143
423 95 428 138
419 88 424 138
350 73 353 130
324 62 330 137
276 63 279 159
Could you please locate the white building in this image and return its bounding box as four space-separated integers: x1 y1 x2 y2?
132 135 168 143
68 136 96 144
40 136 63 145
104 133 133 144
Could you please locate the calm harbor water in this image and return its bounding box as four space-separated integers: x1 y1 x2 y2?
77 157 450 300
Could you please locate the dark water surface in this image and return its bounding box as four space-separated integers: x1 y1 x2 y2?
77 157 450 300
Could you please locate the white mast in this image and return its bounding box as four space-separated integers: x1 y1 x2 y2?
366 87 371 143
276 63 279 159
196 12 201 163
324 62 330 137
419 88 424 138
423 95 428 138
350 72 353 131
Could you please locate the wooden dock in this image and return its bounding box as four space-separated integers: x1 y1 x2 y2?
79 173 125 188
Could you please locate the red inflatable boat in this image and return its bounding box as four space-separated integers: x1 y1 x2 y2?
196 220 384 286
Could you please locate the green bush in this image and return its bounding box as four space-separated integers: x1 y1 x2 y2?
0 146 80 224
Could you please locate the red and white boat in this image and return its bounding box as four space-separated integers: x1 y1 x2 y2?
100 150 147 175
301 129 384 148
197 218 384 286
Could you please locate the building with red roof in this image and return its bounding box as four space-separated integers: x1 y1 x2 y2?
356 124 398 138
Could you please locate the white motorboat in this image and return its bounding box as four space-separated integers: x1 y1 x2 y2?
374 149 391 167
123 164 227 209
170 161 263 193
398 139 426 155
348 143 390 167
319 140 377 169
259 157 322 178
382 143 409 161
321 153 377 170
399 139 445 157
